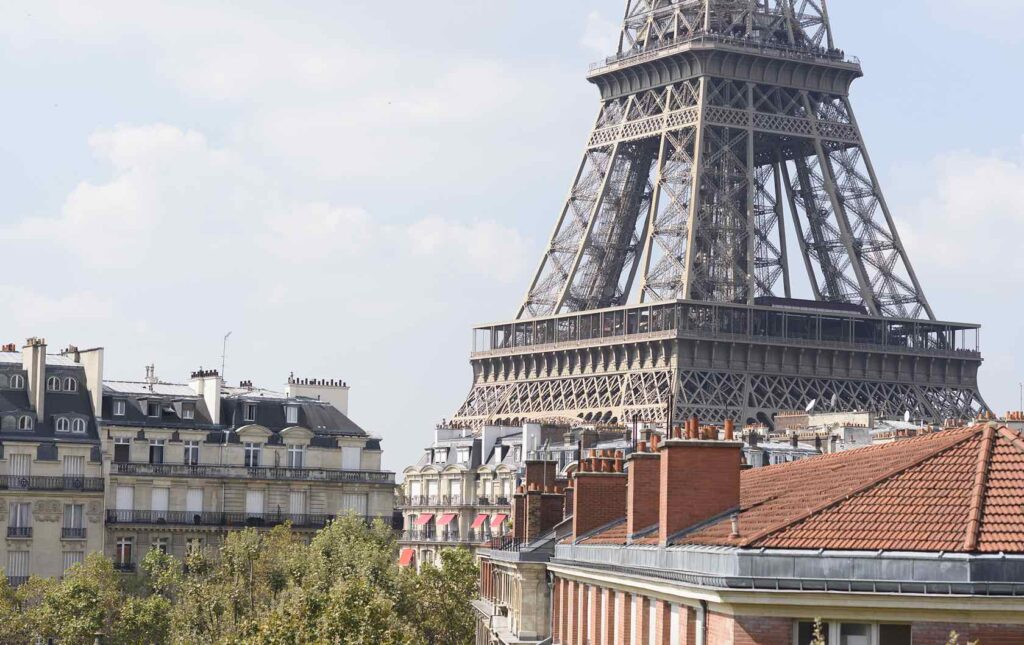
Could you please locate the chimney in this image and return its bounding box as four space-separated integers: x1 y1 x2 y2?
563 485 574 520
285 377 350 415
791 433 799 449
512 486 527 540
658 423 743 546
190 369 222 424
626 442 660 539
62 346 104 416
572 451 627 540
22 338 46 418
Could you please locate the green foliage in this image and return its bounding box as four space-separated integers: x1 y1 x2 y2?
946 632 980 645
0 514 478 645
810 619 827 645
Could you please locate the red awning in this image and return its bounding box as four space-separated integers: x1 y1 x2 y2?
470 513 488 529
436 513 457 527
398 548 415 567
414 513 434 526
489 513 508 529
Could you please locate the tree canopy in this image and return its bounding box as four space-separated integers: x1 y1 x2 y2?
0 516 477 645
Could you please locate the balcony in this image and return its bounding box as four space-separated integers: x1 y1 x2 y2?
111 462 394 484
6 576 27 587
106 510 396 530
7 527 32 539
400 530 467 544
398 495 511 508
61 527 87 540
0 476 104 492
113 562 136 573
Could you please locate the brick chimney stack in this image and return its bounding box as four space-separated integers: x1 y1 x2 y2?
513 459 567 541
22 337 46 418
572 450 627 540
626 441 661 540
658 418 743 546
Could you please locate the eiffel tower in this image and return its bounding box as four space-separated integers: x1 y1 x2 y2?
453 0 988 428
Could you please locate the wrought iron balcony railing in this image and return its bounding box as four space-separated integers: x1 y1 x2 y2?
61 527 87 540
106 510 396 530
400 530 465 543
0 476 104 492
113 562 136 573
397 495 512 507
6 576 27 587
6 527 32 539
111 462 395 484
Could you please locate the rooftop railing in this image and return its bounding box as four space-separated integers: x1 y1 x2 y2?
111 462 394 484
0 476 104 492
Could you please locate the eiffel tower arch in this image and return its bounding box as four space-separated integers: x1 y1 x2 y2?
453 0 988 429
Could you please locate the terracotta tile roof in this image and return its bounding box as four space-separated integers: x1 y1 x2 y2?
576 425 1024 554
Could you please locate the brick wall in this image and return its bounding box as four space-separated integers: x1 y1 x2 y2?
914 622 1024 645
573 472 627 538
733 615 793 645
659 440 741 544
626 452 660 537
615 591 631 645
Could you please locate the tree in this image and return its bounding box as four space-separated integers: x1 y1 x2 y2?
409 548 479 645
946 632 980 645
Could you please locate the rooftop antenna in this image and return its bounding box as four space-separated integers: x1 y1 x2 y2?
221 332 232 380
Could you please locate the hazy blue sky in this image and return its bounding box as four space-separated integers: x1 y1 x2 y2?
2 1 1022 474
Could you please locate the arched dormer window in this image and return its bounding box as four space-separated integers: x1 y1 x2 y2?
46 376 61 392
72 418 86 433
55 417 70 432
64 377 78 392
18 416 33 431
9 375 24 389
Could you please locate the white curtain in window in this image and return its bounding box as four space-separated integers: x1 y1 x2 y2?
427 480 439 499
340 493 367 516
7 552 28 578
116 485 134 510
63 504 83 529
341 447 361 470
63 455 85 477
62 551 83 573
289 491 306 516
9 503 30 527
245 490 264 515
186 489 203 513
151 488 169 514
9 454 30 478
409 481 421 499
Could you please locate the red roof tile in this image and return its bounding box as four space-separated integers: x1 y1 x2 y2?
577 425 1024 554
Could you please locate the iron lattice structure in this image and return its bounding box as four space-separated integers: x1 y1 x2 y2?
452 0 987 428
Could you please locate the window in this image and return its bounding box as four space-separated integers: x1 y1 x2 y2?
341 493 367 516
114 437 130 464
149 439 165 465
433 449 448 464
9 503 31 528
63 455 84 478
72 418 86 433
795 622 912 645
151 488 169 520
18 416 32 431
64 377 78 392
245 490 264 516
341 446 361 470
457 447 471 463
115 486 134 512
186 538 203 557
186 488 203 514
55 417 70 432
147 402 161 418
184 440 200 466
0 375 6 388
181 403 195 420
285 405 298 424
289 491 306 517
113 400 126 416
116 537 134 566
287 445 305 469
152 537 170 555
63 504 84 539
7 551 28 581
46 376 61 391
244 442 261 468
9 454 31 482
10 374 23 389
243 404 257 422
62 551 83 574
839 624 870 645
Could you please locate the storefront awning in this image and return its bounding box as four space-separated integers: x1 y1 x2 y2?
414 513 434 526
398 548 415 567
489 513 508 529
470 513 488 529
436 513 457 527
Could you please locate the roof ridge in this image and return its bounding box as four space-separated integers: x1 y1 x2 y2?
740 426 983 548
963 424 996 552
997 426 1024 453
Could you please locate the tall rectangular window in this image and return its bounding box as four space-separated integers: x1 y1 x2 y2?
244 443 261 467
115 486 135 516
245 490 264 516
289 491 306 516
113 400 126 416
341 493 368 516
151 487 169 520
152 537 170 555
9 454 30 487
149 439 165 465
181 403 195 420
63 504 84 530
63 455 85 477
285 405 298 424
114 437 130 464
243 404 257 422
839 624 870 645
7 551 28 581
341 447 361 470
287 445 304 469
116 538 134 566
186 488 203 514
147 402 161 417
62 551 83 573
186 538 202 557
184 440 200 466
9 502 31 528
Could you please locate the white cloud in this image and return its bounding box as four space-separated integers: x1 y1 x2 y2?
0 287 114 328
580 11 620 57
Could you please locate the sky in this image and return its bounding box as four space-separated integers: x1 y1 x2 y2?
1 1 1023 475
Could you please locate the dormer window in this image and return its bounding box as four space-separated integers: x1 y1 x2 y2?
64 377 78 392
243 404 257 422
55 417 70 432
72 418 86 433
9 375 24 389
285 405 298 425
113 400 126 416
18 416 32 431
46 376 61 392
434 449 448 464
181 403 195 420
147 402 161 418
457 447 471 463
